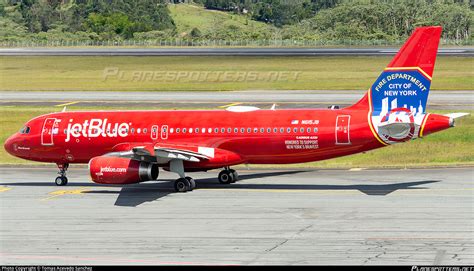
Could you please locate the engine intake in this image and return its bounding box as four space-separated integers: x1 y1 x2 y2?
89 156 158 184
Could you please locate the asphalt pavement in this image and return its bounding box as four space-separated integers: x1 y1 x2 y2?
0 47 473 56
0 167 472 265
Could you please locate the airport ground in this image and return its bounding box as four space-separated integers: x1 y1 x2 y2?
0 167 472 265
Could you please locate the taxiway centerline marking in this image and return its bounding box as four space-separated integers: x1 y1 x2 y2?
218 102 242 108
41 187 89 201
54 101 79 107
0 187 11 192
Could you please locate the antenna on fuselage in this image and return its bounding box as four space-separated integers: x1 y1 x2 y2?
62 106 67 112
271 104 277 110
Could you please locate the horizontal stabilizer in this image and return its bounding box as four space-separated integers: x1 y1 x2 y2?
444 113 470 119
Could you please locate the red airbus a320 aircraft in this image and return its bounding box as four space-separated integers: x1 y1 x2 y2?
4 26 468 192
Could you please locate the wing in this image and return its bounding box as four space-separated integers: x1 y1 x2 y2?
105 144 211 163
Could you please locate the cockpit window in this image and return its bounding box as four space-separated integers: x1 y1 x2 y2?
19 126 30 134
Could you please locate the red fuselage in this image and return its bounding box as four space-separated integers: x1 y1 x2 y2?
5 103 386 170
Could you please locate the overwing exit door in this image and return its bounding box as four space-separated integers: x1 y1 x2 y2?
335 115 351 145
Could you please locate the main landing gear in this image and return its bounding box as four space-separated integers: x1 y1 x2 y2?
170 160 239 193
174 176 196 193
170 160 196 193
55 163 69 186
218 167 239 184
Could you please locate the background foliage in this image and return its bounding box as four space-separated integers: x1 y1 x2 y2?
0 0 471 44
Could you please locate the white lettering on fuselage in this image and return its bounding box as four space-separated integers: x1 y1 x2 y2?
65 118 129 142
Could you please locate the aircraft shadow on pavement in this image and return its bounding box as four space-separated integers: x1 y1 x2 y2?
91 170 308 207
197 180 441 196
0 170 441 207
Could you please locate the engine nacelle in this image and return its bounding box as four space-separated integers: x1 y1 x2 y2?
89 156 158 184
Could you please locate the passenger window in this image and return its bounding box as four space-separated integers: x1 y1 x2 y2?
215 128 219 133
176 128 180 133
314 128 318 133
260 128 264 133
227 128 231 133
267 128 271 133
183 128 187 133
300 127 304 133
293 127 298 133
253 128 258 133
280 128 284 133
247 128 251 133
169 128 174 133
195 128 199 133
131 128 135 134
137 128 141 134
189 128 193 133
273 128 277 133
221 128 225 133
287 128 291 133
234 128 238 133
143 128 147 134
307 127 311 133
240 128 245 133
208 128 212 133
202 128 206 133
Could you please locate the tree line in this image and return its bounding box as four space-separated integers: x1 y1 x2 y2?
0 0 471 44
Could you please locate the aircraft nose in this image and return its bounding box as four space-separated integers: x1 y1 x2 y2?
4 134 18 156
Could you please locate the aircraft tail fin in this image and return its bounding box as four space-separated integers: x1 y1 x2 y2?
350 26 442 113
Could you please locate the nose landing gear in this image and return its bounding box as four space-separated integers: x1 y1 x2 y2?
55 163 69 186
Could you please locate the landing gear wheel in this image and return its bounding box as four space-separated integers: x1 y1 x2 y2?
185 177 196 190
229 169 238 182
174 178 191 192
56 163 69 186
218 170 234 184
55 176 68 186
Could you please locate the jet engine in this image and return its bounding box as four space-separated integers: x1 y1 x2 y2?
89 156 158 184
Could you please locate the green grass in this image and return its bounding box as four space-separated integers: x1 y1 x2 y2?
169 3 271 37
0 56 472 91
0 106 472 167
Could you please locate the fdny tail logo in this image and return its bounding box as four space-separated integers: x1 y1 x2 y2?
369 68 432 145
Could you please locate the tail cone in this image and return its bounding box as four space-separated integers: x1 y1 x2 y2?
420 114 452 137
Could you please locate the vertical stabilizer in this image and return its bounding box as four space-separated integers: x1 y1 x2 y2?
351 26 442 145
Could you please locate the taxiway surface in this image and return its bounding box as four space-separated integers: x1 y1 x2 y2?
1 90 472 110
0 167 472 265
1 48 473 56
